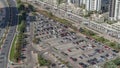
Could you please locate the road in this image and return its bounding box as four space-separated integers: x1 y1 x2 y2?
0 0 9 41
0 0 18 68
0 0 9 27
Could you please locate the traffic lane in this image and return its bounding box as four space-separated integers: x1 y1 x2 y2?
0 25 17 68
0 7 18 68
4 7 10 26
2 27 16 54
0 26 16 60
0 0 18 68
10 7 18 26
3 3 18 58
0 3 11 68
0 7 10 28
0 7 17 28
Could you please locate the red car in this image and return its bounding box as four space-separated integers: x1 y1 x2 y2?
68 49 72 52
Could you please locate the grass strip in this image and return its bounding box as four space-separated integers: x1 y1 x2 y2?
10 35 17 62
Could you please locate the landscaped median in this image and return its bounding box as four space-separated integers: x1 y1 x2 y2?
9 0 35 63
10 34 17 62
9 21 26 62
9 31 26 62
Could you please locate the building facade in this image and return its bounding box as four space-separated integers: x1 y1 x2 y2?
109 0 120 20
101 0 109 12
86 0 102 11
68 0 85 7
114 0 120 20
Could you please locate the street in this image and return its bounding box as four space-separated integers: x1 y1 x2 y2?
0 0 18 68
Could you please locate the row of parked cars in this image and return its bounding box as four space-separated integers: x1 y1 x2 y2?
33 14 119 68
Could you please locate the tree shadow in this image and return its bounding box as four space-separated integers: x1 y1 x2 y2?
0 7 10 28
0 2 18 29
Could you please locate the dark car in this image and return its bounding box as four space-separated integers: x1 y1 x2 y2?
112 50 119 53
79 62 88 68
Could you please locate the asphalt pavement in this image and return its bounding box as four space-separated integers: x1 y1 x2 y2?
0 0 9 41
0 0 18 68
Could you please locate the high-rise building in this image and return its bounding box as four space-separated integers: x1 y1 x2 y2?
67 0 71 4
86 0 102 11
101 0 109 12
68 0 109 13
68 0 85 7
82 0 87 4
86 0 91 11
70 0 80 7
109 0 116 19
109 0 120 20
114 0 120 20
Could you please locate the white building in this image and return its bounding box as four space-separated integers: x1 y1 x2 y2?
67 0 71 4
68 0 86 7
114 0 120 20
86 0 101 11
109 0 120 21
83 0 87 4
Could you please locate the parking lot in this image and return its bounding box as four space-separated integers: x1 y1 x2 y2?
33 13 119 68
